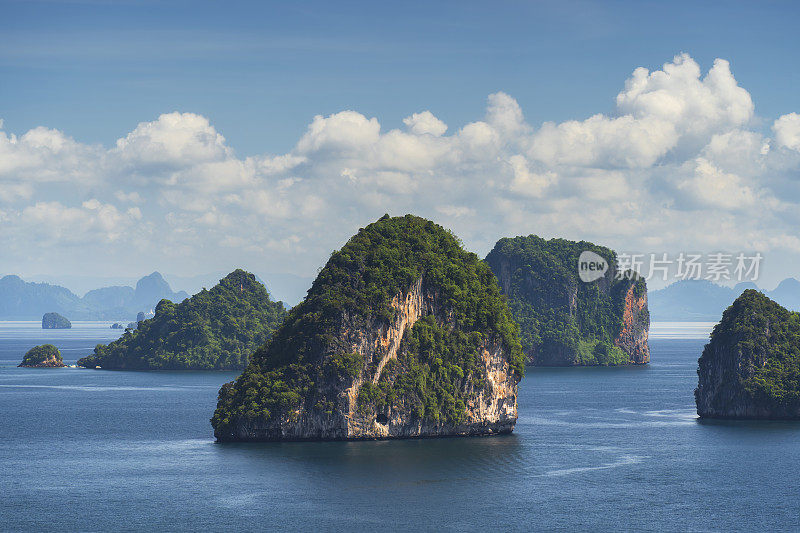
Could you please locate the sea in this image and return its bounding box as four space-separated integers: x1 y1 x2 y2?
1 320 799 532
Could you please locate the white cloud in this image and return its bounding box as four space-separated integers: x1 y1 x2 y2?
528 54 755 170
1 53 799 283
773 113 800 151
19 200 143 244
507 155 555 198
115 112 230 167
403 111 447 136
0 126 102 183
295 111 381 154
677 158 759 209
485 92 528 137
529 114 677 168
616 55 753 136
436 205 475 218
115 190 142 203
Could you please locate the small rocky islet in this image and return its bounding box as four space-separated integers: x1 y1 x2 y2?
211 214 525 442
42 312 71 329
696 289 800 419
19 344 66 368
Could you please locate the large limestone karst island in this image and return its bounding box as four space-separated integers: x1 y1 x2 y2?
77 270 286 370
211 215 524 442
19 344 66 368
485 236 649 366
696 290 800 419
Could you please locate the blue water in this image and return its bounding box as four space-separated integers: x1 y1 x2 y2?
1 322 799 532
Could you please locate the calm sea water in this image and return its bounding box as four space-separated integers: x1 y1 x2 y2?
1 321 799 532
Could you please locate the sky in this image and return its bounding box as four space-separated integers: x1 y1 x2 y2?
1 0 800 294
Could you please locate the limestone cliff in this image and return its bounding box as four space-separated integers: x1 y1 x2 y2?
485 235 649 366
212 215 524 442
615 282 650 363
696 290 800 419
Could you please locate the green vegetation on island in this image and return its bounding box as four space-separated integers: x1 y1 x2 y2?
77 270 286 370
212 214 524 441
19 344 65 367
42 312 71 329
696 289 800 418
485 235 649 366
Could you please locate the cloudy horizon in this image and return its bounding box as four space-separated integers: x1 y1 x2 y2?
2 2 799 293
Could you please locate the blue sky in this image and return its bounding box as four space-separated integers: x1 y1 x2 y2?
3 0 798 154
1 0 800 294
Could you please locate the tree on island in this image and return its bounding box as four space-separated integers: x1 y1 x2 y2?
78 269 287 370
19 344 66 367
485 235 649 366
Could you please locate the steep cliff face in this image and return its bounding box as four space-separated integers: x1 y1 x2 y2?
485 236 649 366
696 290 800 419
212 215 524 442
615 282 650 363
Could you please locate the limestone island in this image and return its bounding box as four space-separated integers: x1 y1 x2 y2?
485 236 649 366
42 312 71 329
77 270 286 370
212 214 524 442
696 289 800 419
19 344 66 368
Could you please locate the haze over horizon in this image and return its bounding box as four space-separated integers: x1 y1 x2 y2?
2 1 799 291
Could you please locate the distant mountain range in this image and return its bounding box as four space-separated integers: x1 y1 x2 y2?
24 270 313 307
9 268 794 322
648 278 800 321
0 272 189 320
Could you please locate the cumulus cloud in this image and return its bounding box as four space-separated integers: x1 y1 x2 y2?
616 55 753 137
1 53 799 282
115 112 230 167
773 113 800 151
403 111 447 136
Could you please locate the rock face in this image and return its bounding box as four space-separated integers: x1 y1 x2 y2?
485 235 649 366
77 270 286 370
19 344 65 367
212 215 524 442
42 312 71 329
696 290 800 419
